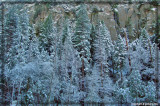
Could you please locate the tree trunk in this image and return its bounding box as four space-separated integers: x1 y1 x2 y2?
1 4 6 104
47 74 53 104
11 82 15 105
124 29 132 74
121 68 123 82
80 59 85 106
99 62 104 100
155 45 159 102
25 78 30 104
148 39 152 62
17 80 22 105
81 58 85 91
100 63 103 87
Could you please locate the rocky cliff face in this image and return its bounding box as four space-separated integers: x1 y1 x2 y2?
31 3 158 40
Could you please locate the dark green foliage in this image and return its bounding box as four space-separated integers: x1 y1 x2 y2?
4 6 19 69
113 35 126 70
38 14 56 54
62 18 70 45
72 4 91 62
90 25 96 65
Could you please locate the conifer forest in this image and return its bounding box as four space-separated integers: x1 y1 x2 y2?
0 0 160 105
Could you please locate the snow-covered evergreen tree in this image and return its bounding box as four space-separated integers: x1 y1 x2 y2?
113 35 126 70
129 36 155 72
144 81 156 102
93 21 108 72
58 18 81 103
85 21 115 103
112 34 126 81
100 22 113 58
72 4 92 103
114 78 132 103
115 70 156 103
92 21 109 100
139 28 153 62
4 6 19 69
85 66 101 103
39 13 56 55
72 4 92 70
128 70 145 102
140 28 150 49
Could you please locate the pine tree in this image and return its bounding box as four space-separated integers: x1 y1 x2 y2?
129 36 155 72
123 28 132 74
4 9 49 104
72 4 92 103
7 10 40 67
